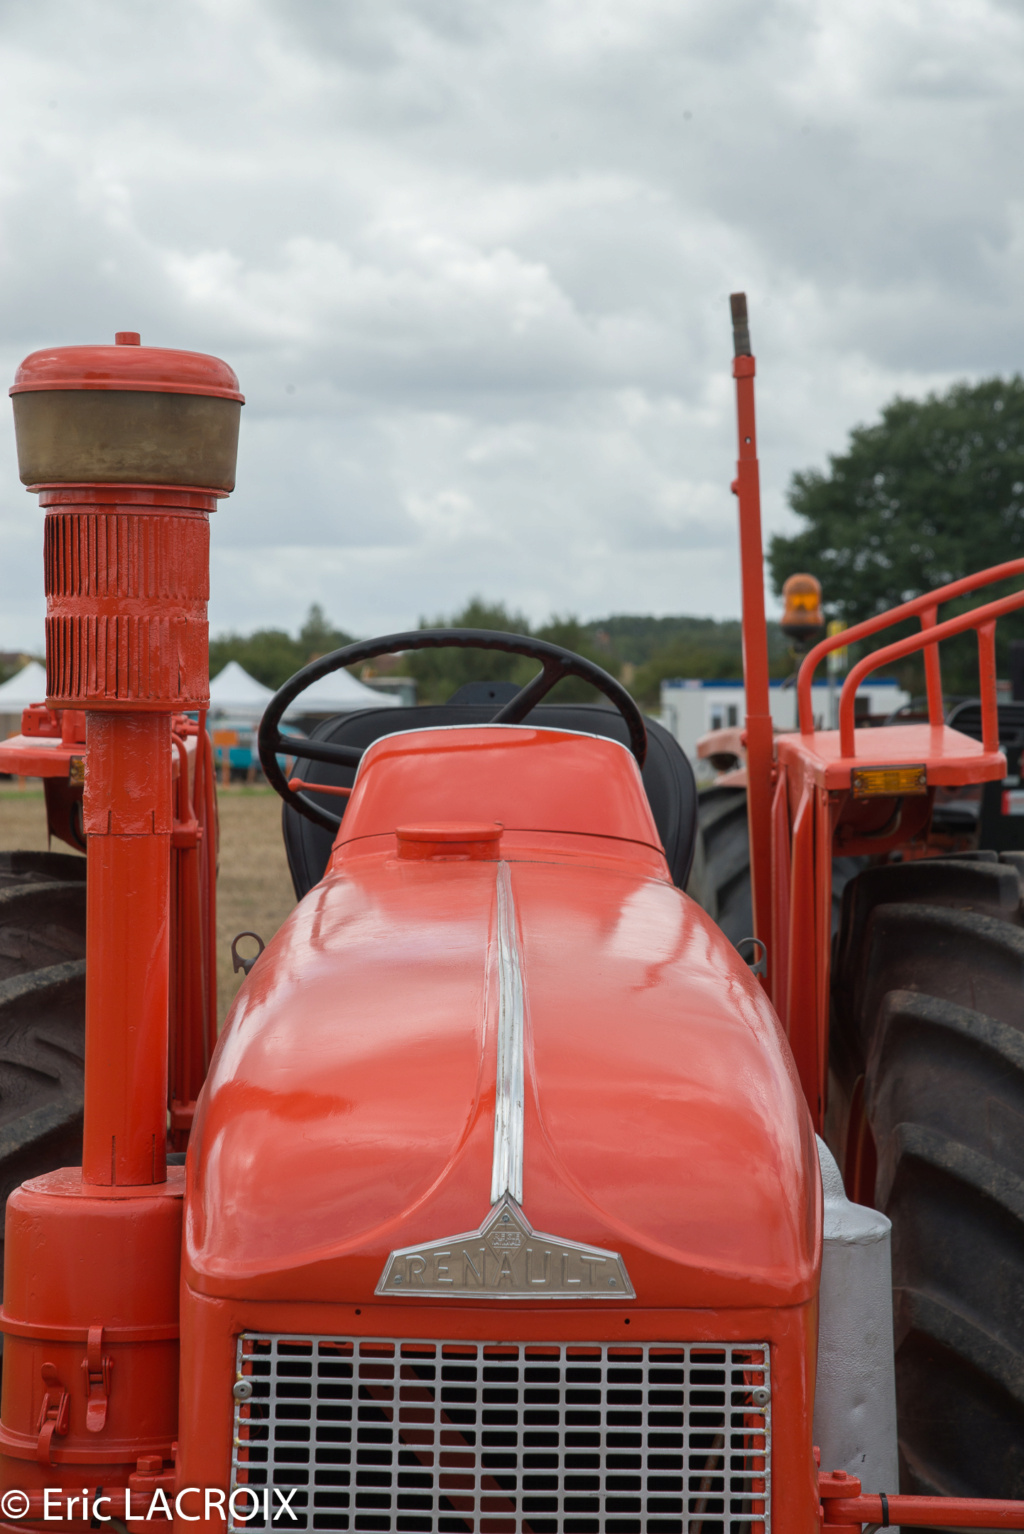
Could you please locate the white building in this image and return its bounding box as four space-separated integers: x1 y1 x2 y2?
660 676 911 765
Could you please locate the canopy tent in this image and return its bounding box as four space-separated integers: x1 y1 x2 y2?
0 661 48 713
281 667 400 716
0 655 399 725
208 661 275 717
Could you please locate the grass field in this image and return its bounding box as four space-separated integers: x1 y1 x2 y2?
0 783 298 1025
212 787 297 1021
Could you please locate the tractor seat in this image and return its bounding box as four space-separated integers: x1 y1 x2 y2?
945 697 1024 749
281 689 698 900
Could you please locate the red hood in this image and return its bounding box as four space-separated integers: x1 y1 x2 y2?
186 727 819 1308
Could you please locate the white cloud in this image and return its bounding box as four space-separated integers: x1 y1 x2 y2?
0 0 1022 645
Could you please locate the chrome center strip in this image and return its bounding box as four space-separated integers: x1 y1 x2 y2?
491 861 525 1205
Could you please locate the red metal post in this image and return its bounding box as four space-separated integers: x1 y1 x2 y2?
199 721 219 1064
978 619 998 751
729 295 774 978
920 604 944 724
82 711 173 1183
168 720 209 1145
785 782 815 1092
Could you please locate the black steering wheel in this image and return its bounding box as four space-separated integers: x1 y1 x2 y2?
257 627 648 832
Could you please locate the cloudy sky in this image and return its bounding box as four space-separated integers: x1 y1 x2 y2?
0 0 1021 649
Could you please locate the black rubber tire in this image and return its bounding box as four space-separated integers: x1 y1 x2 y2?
831 852 1024 1498
687 787 754 944
0 852 86 1283
688 786 862 948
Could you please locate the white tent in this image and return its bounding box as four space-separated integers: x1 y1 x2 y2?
282 667 401 716
0 657 400 716
0 661 48 712
208 661 274 717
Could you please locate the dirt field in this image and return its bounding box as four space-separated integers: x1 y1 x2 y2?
0 783 297 1026
213 787 297 1021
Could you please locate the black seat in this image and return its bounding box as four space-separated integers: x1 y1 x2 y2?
945 698 1024 751
943 698 1024 851
282 695 697 899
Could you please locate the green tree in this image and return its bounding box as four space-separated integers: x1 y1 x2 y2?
209 605 354 690
532 616 610 702
407 598 534 703
208 602 804 712
407 601 623 705
298 604 353 661
0 652 38 685
629 627 792 706
768 376 1024 687
585 615 746 668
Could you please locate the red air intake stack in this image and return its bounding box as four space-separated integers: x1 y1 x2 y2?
0 335 241 1496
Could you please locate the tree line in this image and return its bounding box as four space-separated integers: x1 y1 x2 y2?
209 600 792 706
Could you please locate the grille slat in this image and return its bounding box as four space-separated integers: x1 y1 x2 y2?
231 1335 770 1534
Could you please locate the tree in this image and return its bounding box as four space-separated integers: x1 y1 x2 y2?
532 616 608 704
768 376 1024 686
623 620 792 704
207 602 798 710
298 604 352 662
406 599 534 703
209 605 353 690
406 601 627 705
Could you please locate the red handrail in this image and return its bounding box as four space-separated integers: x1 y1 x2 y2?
837 586 1024 755
797 557 1024 735
825 1493 1024 1528
819 1469 1024 1528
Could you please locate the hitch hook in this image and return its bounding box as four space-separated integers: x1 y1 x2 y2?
736 936 768 976
231 931 266 977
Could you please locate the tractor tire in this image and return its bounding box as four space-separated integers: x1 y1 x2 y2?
687 786 754 944
831 852 1024 1498
689 786 862 948
0 852 86 1283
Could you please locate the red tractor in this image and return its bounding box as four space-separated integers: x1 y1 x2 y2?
0 308 1020 1534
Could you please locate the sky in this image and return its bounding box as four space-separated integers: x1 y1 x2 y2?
0 0 1022 649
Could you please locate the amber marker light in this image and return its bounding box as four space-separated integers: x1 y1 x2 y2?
852 765 928 798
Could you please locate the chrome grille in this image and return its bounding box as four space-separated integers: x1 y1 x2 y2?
231 1334 770 1534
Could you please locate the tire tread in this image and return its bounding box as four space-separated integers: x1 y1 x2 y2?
835 853 1024 1496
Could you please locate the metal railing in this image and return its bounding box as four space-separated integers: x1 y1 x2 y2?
796 558 1024 756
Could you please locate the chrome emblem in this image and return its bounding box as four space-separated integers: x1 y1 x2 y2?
375 1198 635 1299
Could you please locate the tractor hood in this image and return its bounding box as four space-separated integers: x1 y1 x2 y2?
186 726 820 1310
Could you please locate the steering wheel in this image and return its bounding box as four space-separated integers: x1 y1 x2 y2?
257 628 648 832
